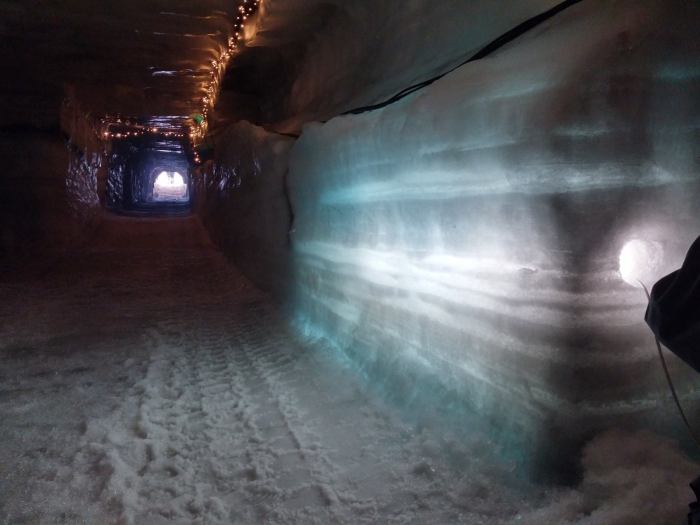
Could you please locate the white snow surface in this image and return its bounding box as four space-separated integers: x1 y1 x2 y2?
0 215 696 524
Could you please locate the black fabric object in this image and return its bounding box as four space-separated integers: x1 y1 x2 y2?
645 236 700 373
690 475 700 525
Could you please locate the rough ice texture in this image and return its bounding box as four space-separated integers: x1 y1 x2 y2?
520 429 699 524
61 99 105 221
250 0 563 127
284 0 700 475
0 94 103 262
195 121 295 295
0 136 102 263
66 142 102 219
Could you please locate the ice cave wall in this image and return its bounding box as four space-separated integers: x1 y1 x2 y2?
0 93 103 263
249 0 564 126
204 0 700 475
288 0 700 466
195 122 294 294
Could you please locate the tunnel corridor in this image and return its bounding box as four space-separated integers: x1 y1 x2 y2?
4 215 533 523
2 213 694 524
3 0 700 523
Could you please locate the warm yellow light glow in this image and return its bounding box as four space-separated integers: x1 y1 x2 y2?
97 1 262 149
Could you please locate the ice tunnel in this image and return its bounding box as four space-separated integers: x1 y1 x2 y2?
2 0 700 522
107 129 192 213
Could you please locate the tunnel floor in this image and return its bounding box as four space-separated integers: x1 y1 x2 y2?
0 214 536 524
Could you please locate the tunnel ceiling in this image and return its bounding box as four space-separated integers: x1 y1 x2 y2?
0 0 246 127
2 0 612 132
0 0 350 130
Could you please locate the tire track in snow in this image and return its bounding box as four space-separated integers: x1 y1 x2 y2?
66 321 245 525
85 311 344 525
127 322 253 524
230 303 387 523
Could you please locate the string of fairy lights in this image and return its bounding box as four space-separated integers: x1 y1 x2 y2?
194 0 260 142
100 0 261 164
99 120 187 140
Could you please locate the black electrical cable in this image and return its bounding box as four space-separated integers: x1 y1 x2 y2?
338 0 585 117
640 281 700 450
264 0 585 136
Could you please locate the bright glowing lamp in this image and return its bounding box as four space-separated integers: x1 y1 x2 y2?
619 239 664 288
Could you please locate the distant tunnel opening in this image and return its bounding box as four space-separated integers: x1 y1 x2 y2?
107 133 192 215
153 171 188 202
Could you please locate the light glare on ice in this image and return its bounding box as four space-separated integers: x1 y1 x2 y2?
619 239 664 289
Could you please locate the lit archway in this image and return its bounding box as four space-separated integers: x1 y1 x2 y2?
152 171 188 202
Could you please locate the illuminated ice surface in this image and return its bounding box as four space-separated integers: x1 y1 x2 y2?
1 215 696 524
153 171 188 202
284 0 700 471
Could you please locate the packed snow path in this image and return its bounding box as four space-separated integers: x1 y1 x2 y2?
1 214 697 525
0 214 529 524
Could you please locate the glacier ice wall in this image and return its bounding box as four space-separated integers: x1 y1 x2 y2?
249 0 564 125
194 122 295 294
61 97 104 223
0 94 103 260
283 0 700 475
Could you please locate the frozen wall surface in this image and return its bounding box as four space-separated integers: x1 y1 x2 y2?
286 0 700 475
61 96 104 221
0 96 103 263
248 0 563 126
195 122 295 294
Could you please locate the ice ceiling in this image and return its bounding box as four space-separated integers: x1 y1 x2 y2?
0 0 567 131
0 0 255 128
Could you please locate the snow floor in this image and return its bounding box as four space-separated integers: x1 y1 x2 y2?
0 214 697 524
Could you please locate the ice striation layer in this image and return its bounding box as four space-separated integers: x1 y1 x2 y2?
279 0 700 473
